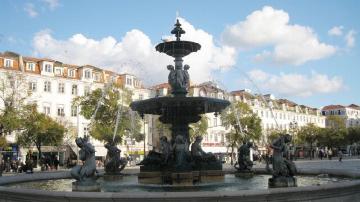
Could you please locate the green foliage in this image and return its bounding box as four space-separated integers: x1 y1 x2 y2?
317 127 347 148
0 73 30 136
297 123 320 147
0 136 7 148
346 127 360 144
17 105 65 158
267 129 286 144
189 115 208 142
327 115 346 129
74 84 141 144
221 101 262 148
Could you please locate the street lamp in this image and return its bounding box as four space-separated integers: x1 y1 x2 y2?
289 119 298 160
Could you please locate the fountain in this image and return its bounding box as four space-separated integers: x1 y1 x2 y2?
130 19 230 185
0 20 360 202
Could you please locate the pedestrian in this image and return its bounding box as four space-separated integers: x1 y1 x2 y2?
338 150 343 162
54 155 59 170
328 148 333 160
319 149 323 160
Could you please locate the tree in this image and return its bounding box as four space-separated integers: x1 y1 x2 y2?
17 105 65 161
0 72 30 137
267 129 286 144
221 101 262 164
189 115 208 142
317 116 348 148
346 127 360 145
297 123 320 159
74 84 142 144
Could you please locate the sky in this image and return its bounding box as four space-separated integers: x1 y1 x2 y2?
0 0 359 108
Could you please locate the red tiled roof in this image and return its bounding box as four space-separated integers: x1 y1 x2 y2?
322 105 345 110
151 83 170 90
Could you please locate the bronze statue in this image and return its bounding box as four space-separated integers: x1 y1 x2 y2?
104 142 127 175
270 134 296 177
71 136 97 182
160 136 171 165
173 135 191 171
235 142 253 171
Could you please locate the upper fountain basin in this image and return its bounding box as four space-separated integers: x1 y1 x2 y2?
130 96 230 123
155 41 201 57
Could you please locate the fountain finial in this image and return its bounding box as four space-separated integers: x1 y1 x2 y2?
171 19 185 41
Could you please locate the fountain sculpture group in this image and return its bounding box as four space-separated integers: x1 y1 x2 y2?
70 19 297 190
131 19 230 185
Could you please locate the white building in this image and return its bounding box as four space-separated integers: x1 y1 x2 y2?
0 51 152 163
321 104 360 128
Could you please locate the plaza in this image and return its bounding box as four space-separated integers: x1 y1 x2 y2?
0 0 359 201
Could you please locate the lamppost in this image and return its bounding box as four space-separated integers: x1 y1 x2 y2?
289 119 298 160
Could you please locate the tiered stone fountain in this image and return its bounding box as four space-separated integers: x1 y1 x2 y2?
130 19 230 185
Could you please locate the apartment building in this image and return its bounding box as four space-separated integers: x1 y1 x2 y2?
0 51 151 163
321 104 360 128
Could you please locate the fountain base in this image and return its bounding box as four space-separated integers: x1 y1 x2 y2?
103 174 124 181
138 170 224 185
268 176 297 188
235 170 254 178
72 181 100 192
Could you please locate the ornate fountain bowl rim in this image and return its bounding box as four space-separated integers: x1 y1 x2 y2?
130 96 230 116
155 41 201 57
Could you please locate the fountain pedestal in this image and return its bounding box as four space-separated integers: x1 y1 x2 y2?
268 176 297 188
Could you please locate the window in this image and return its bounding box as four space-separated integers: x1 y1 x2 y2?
84 70 91 79
84 127 89 136
71 84 78 95
57 106 65 116
84 86 91 96
27 63 35 71
139 94 143 100
43 106 50 115
28 82 37 91
214 134 218 142
5 59 12 68
44 81 51 92
71 106 77 117
44 64 52 73
94 73 100 81
126 78 132 85
68 69 75 77
55 68 62 75
58 83 65 93
213 117 218 127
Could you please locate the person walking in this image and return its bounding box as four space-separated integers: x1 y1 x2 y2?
328 148 333 160
338 149 343 162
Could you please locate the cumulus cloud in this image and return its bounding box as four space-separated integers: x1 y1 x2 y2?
24 3 38 18
246 69 344 97
32 18 236 85
328 26 343 36
222 6 336 65
42 0 60 10
345 30 356 48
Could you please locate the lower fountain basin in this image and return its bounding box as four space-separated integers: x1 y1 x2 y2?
3 174 352 192
1 170 360 202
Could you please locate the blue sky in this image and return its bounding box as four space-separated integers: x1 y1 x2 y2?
0 0 359 108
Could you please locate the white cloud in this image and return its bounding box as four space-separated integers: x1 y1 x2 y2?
24 3 38 18
32 18 236 85
246 69 344 97
222 6 336 65
328 26 343 36
345 30 356 48
42 0 60 10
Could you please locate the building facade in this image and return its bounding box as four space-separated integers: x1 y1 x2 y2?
321 104 360 128
0 51 151 164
